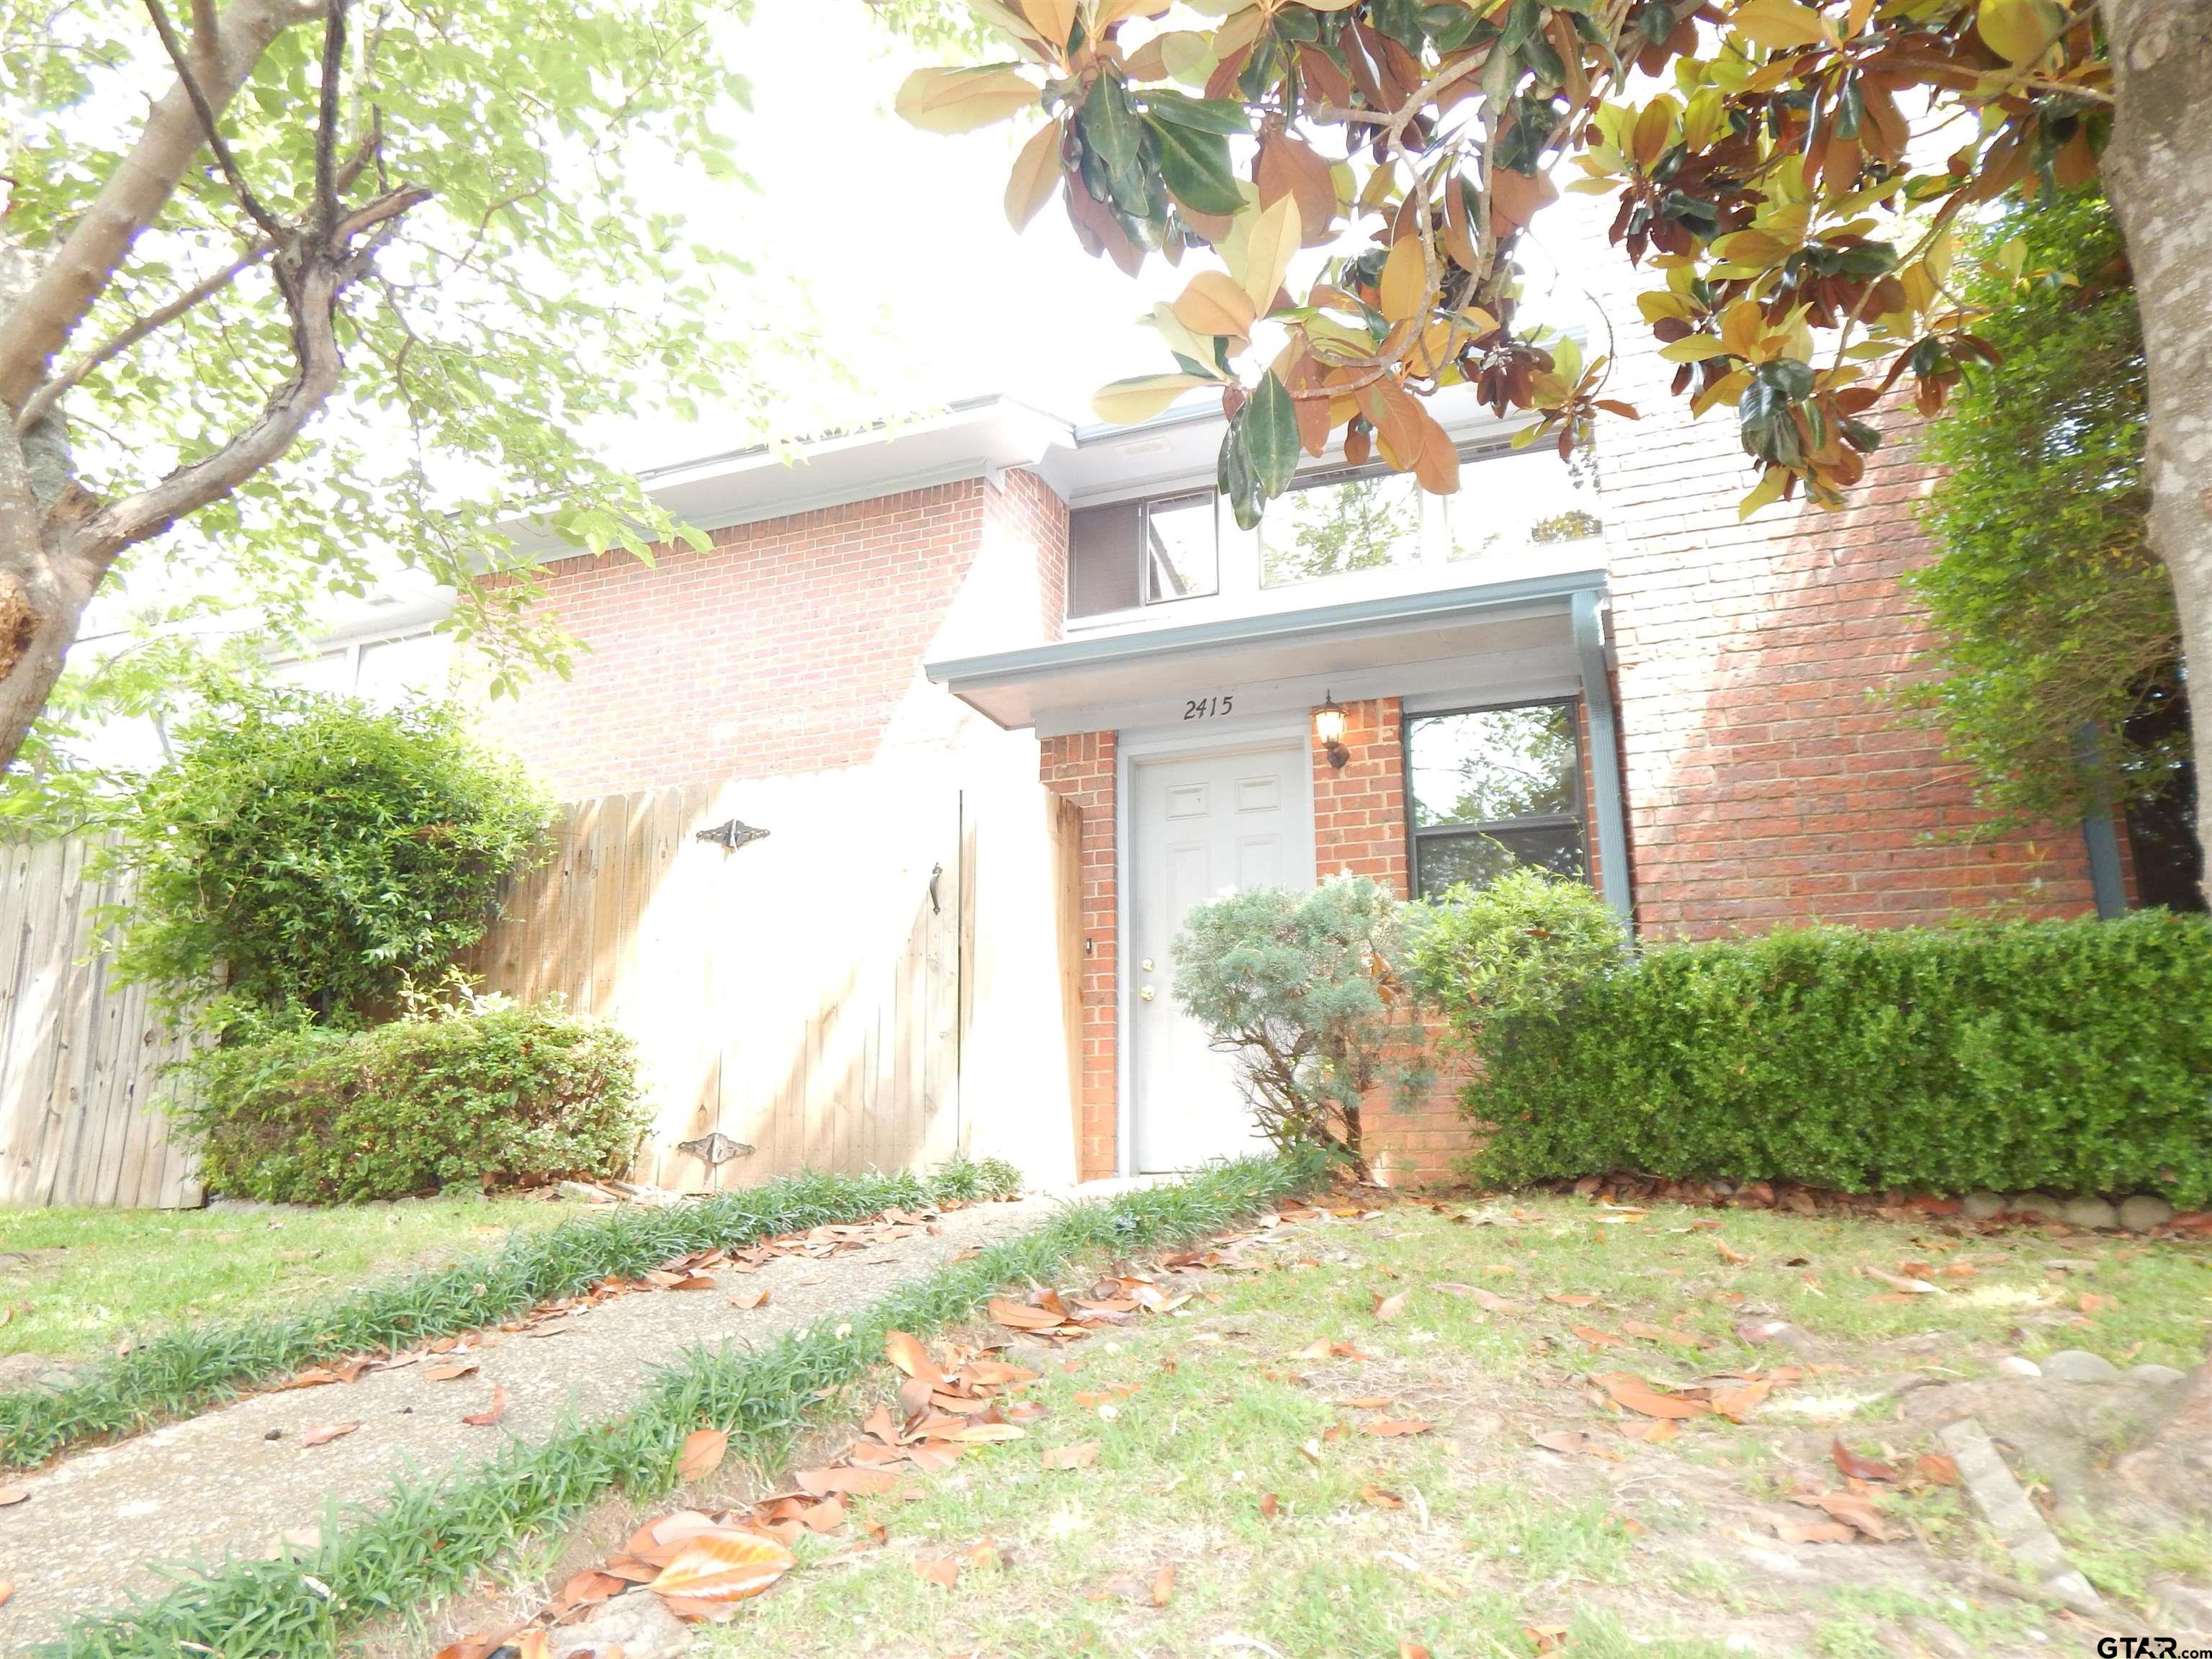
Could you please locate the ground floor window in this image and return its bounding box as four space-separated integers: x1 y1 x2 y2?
1405 698 1587 899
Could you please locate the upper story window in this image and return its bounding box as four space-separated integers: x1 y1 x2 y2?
1065 442 1602 621
273 629 454 707
1405 699 1586 900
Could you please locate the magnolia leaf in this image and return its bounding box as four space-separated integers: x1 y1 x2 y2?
1243 372 1300 498
678 1428 729 1482
1659 336 1732 363
1377 237 1428 325
1172 269 1259 341
1977 0 2064 65
648 1529 796 1604
895 65 1041 135
1237 193 1302 313
1150 116 1244 215
1004 119 1065 230
1737 465 1791 520
1013 0 1079 50
1092 373 1210 424
1727 0 1833 50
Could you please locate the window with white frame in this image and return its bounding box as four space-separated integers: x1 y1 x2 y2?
1064 443 1603 619
1404 699 1587 900
272 629 453 706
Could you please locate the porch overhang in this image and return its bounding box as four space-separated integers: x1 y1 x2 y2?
926 567 1609 737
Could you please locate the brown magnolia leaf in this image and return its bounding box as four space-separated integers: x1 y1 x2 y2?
1807 1490 1895 1541
678 1428 729 1482
950 1422 1026 1443
988 1296 1065 1331
1830 1437 1897 1483
1714 1240 1752 1265
2080 1292 2117 1313
0 1486 27 1507
1863 1267 1943 1297
1914 1453 1961 1487
1259 1492 1280 1519
513 1632 550 1659
1707 1378 1771 1422
1358 1483 1406 1509
1532 1429 1587 1455
279 1367 346 1390
728 1287 770 1310
648 1529 796 1604
1619 1418 1681 1444
797 1464 902 1496
884 1330 945 1386
1362 1417 1434 1438
0 1578 12 1608
302 1421 361 1447
425 1362 480 1382
552 1568 626 1611
462 1384 510 1428
1571 1325 1626 1349
1775 1518 1855 1545
1151 1563 1177 1606
1622 1321 1709 1349
1339 1395 1393 1411
1373 1290 1411 1323
1042 1440 1101 1470
1546 1292 1599 1308
1401 1643 1431 1659
914 1556 960 1589
1597 1373 1711 1421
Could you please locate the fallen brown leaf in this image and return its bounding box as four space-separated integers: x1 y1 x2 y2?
1361 1417 1434 1438
462 1384 510 1428
649 1529 796 1605
988 1296 1064 1331
0 1578 12 1608
1042 1440 1101 1470
302 1421 361 1447
1830 1437 1897 1483
1358 1483 1406 1509
1804 1490 1895 1542
1151 1564 1176 1606
1913 1452 1961 1487
728 1287 770 1310
1571 1324 1626 1349
1596 1373 1710 1421
1532 1429 1587 1455
678 1428 729 1482
914 1556 959 1589
1775 1518 1855 1545
1373 1290 1410 1323
424 1362 480 1382
0 1486 26 1507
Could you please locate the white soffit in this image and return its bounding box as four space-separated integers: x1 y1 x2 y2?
928 570 1604 734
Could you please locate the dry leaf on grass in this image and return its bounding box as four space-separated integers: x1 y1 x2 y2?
1401 1643 1431 1659
1830 1437 1897 1483
1571 1325 1626 1348
462 1384 510 1427
1545 1292 1599 1308
1714 1240 1751 1264
1532 1429 1588 1455
1802 1490 1894 1541
797 1464 902 1496
1151 1564 1177 1606
649 1529 796 1605
1914 1453 1961 1487
1862 1267 1944 1297
1042 1440 1100 1470
988 1296 1066 1331
1373 1290 1410 1323
301 1421 361 1447
1618 1419 1681 1444
914 1556 960 1589
678 1428 729 1482
1361 1418 1434 1437
1596 1373 1711 1421
1359 1483 1406 1509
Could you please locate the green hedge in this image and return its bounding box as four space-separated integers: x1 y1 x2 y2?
178 1002 647 1203
1466 910 2212 1205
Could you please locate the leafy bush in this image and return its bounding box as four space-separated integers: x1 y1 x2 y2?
177 1001 647 1203
1172 876 1418 1177
1460 911 2212 1204
109 686 551 1029
1406 867 1626 1049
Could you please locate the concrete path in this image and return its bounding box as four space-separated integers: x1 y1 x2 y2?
0 1190 1065 1647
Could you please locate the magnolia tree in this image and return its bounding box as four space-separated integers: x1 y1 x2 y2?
889 0 2206 866
0 0 784 784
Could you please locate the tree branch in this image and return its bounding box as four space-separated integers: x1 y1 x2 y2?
311 0 347 243
15 240 273 434
0 0 325 413
142 0 288 243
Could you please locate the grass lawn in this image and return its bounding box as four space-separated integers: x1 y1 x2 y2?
0 1194 592 1368
685 1192 2212 1658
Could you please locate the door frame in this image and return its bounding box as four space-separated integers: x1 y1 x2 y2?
1114 715 1318 1177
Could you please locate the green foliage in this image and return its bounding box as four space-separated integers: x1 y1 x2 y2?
37 1154 1315 1659
107 686 550 1027
1172 876 1417 1176
0 1161 1033 1476
1460 911 2212 1205
176 1000 647 1204
1406 867 1627 1048
1901 187 2183 827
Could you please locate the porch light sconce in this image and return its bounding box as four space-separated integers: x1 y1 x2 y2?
1315 693 1350 770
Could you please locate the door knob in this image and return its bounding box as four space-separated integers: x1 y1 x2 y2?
1138 985 1156 1002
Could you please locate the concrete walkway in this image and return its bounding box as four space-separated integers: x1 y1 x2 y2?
0 1190 1065 1647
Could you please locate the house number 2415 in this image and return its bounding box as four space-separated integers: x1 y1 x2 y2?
1182 693 1235 721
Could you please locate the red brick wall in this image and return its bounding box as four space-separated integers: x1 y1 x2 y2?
1313 696 1410 892
473 472 1065 799
1038 730 1119 1181
1589 274 2099 936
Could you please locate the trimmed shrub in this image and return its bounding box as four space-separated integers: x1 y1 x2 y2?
1173 876 1419 1177
1406 867 1627 1046
176 1001 647 1202
1460 910 2212 1204
108 686 552 1030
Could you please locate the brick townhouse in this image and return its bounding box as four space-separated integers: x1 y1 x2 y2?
308 341 2143 1188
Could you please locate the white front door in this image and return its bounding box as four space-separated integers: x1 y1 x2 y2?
1129 742 1315 1173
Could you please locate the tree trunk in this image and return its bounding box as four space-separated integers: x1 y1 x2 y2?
2098 0 2212 898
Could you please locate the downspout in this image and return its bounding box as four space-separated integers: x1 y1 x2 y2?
2072 724 2128 920
1572 588 1635 930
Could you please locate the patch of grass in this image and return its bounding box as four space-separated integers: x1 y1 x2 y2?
37 1153 1316 1659
0 1194 588 1364
0 1158 1024 1473
2056 1517 2212 1608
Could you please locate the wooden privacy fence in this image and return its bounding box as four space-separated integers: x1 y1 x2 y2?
0 760 1084 1208
0 835 202 1209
